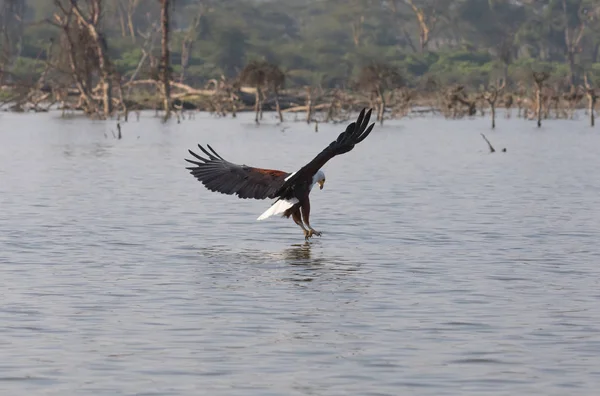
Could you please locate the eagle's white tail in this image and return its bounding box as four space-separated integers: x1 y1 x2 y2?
257 198 299 221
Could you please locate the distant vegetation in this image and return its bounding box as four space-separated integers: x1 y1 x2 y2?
4 0 600 87
0 0 599 128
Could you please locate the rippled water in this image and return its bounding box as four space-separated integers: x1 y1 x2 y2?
1 110 600 395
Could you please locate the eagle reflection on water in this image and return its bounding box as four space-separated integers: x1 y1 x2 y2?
196 243 360 276
282 242 313 263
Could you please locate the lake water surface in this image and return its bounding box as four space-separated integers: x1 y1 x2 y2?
1 110 600 395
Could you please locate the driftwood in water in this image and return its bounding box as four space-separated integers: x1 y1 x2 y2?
480 133 496 153
480 133 506 153
282 103 330 113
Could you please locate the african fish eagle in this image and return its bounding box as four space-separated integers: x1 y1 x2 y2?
185 108 375 240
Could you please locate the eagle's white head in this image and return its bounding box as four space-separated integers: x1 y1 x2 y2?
313 169 326 190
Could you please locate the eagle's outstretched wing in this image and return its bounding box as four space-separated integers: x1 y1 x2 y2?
185 144 290 199
273 108 375 197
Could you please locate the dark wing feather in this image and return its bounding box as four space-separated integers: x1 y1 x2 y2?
185 144 290 199
273 108 375 197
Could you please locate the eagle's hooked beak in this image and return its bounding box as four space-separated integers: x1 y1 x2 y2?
318 180 325 190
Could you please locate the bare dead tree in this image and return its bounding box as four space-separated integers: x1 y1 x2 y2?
388 1 417 52
533 71 550 127
114 0 127 37
159 0 171 121
266 64 285 123
115 0 142 41
562 0 586 86
217 75 238 118
497 36 515 84
325 88 340 122
405 0 440 52
503 93 513 118
561 84 584 119
305 86 313 124
37 0 130 118
358 62 403 125
179 18 200 83
348 0 368 47
67 0 114 116
442 85 477 119
17 38 55 111
515 81 526 118
115 72 128 121
239 60 269 124
0 0 25 82
392 87 413 117
483 80 506 129
583 74 597 127
180 2 211 83
128 18 160 92
49 2 99 115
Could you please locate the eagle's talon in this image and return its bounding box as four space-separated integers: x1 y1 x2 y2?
304 229 322 240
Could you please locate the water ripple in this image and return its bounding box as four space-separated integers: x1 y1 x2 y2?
1 111 600 395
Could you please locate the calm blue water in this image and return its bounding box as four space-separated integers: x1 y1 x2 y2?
1 110 599 395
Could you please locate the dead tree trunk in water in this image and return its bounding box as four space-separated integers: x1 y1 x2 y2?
377 90 385 125
274 89 283 123
51 13 97 115
238 60 274 125
265 63 285 123
70 0 113 117
160 0 171 121
483 81 505 129
536 89 542 127
584 74 597 127
533 72 549 128
504 94 513 118
305 86 313 124
49 0 120 117
254 89 261 124
358 63 403 126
